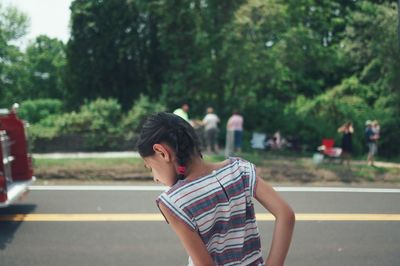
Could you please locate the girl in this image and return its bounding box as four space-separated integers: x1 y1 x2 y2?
137 112 295 266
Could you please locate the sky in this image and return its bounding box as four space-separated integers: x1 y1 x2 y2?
3 0 73 47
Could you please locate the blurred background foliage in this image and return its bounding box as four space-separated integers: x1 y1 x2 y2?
0 0 399 156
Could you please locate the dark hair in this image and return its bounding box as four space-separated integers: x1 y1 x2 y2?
136 112 202 180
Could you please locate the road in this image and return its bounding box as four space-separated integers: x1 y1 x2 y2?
1 185 400 266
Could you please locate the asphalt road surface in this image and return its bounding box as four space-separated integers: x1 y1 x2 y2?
1 185 400 266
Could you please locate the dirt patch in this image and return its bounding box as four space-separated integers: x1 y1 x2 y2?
33 156 400 185
255 158 400 184
34 158 152 181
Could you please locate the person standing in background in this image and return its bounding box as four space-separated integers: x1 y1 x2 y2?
365 120 378 166
372 120 380 138
173 103 190 122
338 122 354 167
372 120 380 155
202 107 220 153
225 110 244 156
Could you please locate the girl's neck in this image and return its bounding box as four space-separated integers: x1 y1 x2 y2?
184 157 229 181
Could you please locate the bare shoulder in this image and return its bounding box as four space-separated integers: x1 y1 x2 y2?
216 159 231 169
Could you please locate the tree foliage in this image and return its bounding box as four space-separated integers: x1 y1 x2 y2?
66 0 162 109
0 3 29 107
24 36 67 99
1 1 400 156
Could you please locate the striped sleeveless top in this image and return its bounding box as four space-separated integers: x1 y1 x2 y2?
156 158 264 266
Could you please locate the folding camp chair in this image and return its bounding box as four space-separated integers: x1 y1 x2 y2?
317 138 342 158
250 132 267 149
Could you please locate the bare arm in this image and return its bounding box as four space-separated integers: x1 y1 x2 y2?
255 177 295 266
158 203 215 266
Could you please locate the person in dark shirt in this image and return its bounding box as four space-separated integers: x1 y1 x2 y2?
338 122 354 167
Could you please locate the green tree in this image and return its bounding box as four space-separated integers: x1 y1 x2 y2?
156 0 245 113
66 0 164 109
24 35 67 99
221 0 290 105
341 1 400 157
66 0 245 113
0 3 29 106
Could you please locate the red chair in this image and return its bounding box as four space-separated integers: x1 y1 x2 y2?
318 138 342 158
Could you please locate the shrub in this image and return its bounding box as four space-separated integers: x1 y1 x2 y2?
55 98 122 134
28 98 125 151
121 95 166 142
18 99 63 123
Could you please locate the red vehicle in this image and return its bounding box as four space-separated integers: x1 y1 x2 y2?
0 104 35 207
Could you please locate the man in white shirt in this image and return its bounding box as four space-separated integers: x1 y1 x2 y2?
202 107 220 153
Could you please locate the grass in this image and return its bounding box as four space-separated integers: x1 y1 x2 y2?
32 152 400 185
33 157 151 182
34 157 143 167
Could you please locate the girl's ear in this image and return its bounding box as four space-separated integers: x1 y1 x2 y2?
153 144 172 162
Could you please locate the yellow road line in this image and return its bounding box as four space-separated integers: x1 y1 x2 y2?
0 213 400 222
257 213 400 221
0 213 164 222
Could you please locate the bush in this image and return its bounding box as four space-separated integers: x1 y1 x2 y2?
121 95 166 142
68 98 123 149
28 98 125 151
373 96 400 158
18 99 63 123
27 97 167 151
56 98 122 134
